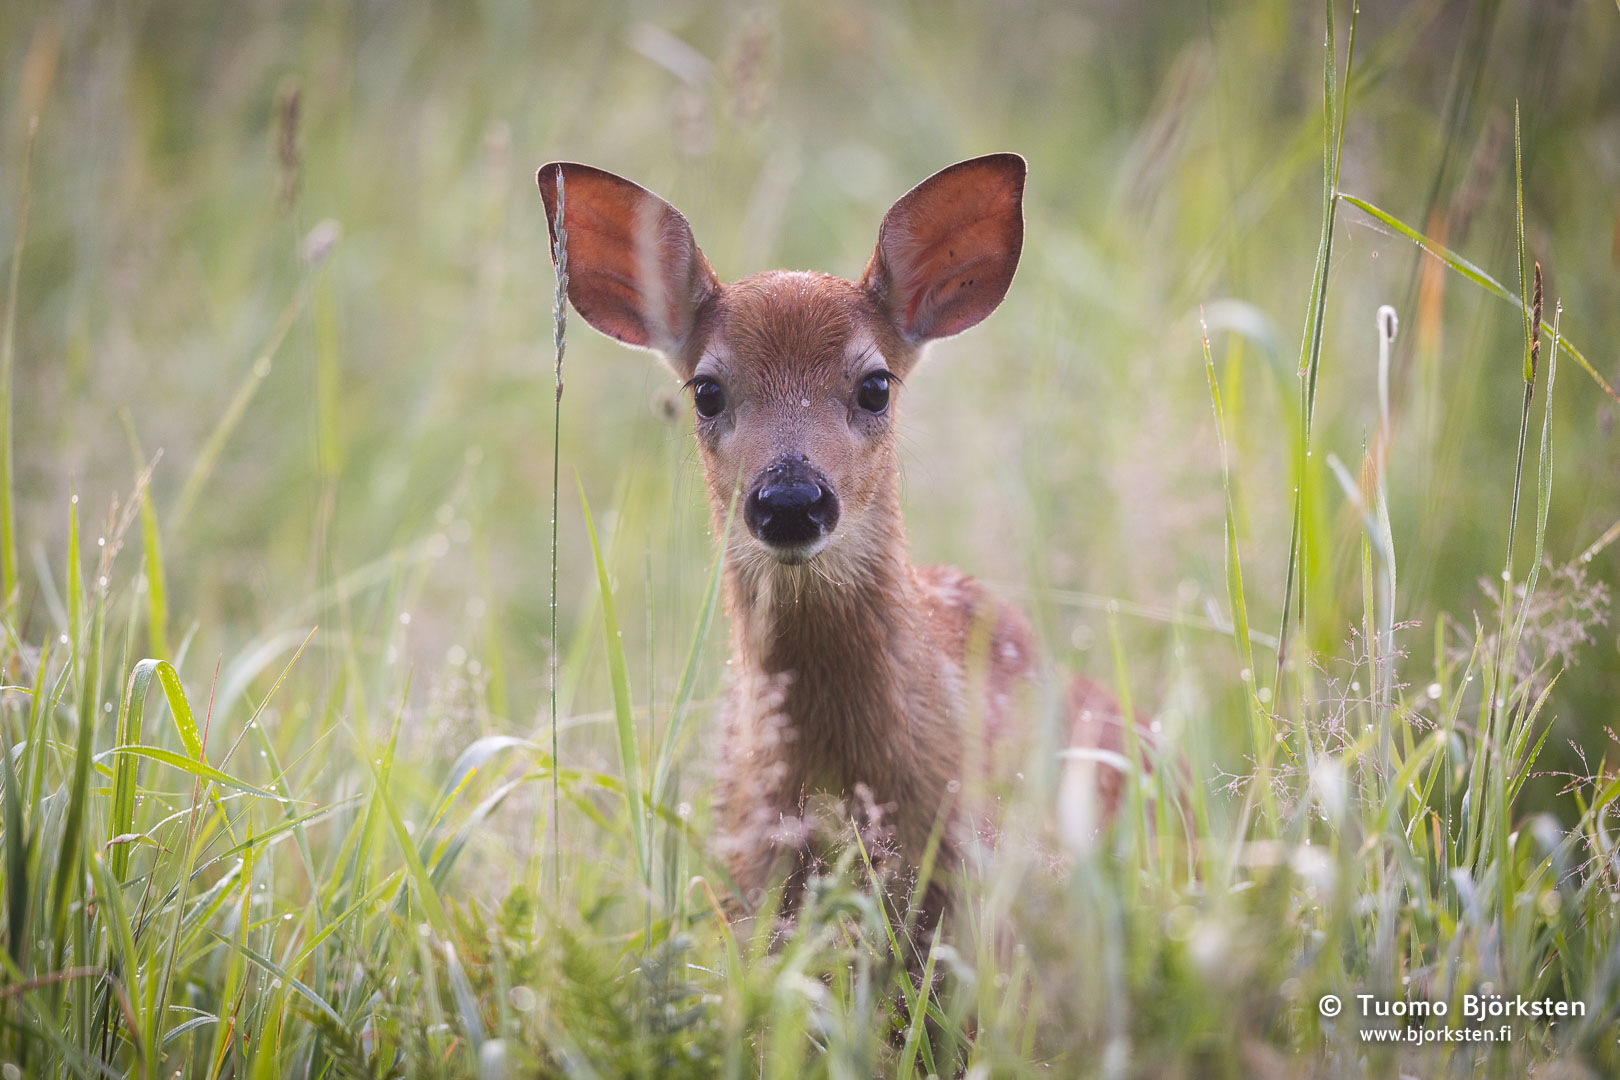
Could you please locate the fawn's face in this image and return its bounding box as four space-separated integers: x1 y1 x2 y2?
539 155 1025 566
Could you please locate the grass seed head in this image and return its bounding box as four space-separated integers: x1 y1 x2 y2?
1529 261 1543 383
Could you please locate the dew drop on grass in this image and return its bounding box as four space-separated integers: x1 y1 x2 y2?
1257 687 1273 704
1427 683 1442 700
399 612 412 625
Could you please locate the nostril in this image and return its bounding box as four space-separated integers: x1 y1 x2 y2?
805 485 834 524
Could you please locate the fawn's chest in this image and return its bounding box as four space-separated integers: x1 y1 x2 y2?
724 585 967 808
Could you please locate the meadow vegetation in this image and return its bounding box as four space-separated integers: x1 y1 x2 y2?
1 1 1618 1076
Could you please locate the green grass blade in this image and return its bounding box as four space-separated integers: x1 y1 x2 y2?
202 928 348 1030
361 729 452 939
0 658 29 965
444 941 487 1055
1337 193 1617 404
897 927 943 1080
67 488 82 656
88 852 146 1066
205 797 362 870
1275 0 1357 687
1514 103 1534 387
577 479 648 884
651 486 737 808
0 119 35 612
106 745 291 803
1508 309 1559 671
123 424 169 659
109 661 158 882
50 596 102 956
169 282 311 532
1202 319 1284 820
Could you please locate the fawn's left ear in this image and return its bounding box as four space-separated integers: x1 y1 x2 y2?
859 153 1026 346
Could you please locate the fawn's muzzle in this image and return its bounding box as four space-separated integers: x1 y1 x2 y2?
745 455 840 555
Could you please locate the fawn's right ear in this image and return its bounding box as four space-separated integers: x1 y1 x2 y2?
537 162 720 363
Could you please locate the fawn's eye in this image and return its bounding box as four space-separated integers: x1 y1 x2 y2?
857 373 891 414
691 378 726 419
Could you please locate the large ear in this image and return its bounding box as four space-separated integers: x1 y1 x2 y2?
859 153 1026 345
537 162 720 358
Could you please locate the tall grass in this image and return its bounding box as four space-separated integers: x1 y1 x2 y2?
2 0 1618 1076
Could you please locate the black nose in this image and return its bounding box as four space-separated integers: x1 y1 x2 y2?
745 456 840 548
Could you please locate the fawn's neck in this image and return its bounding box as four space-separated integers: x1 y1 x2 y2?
721 477 921 743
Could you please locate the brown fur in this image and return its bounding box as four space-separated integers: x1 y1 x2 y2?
538 156 1133 925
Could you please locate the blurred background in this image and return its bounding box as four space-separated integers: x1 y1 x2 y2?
3 0 1617 805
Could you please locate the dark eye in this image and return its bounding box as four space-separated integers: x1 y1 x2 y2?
691 378 726 419
857 373 891 414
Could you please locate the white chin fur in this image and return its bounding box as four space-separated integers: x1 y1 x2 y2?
760 536 831 565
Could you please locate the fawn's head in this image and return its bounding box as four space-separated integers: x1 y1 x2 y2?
538 155 1025 568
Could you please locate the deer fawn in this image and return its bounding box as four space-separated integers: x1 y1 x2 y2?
538 154 1134 926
